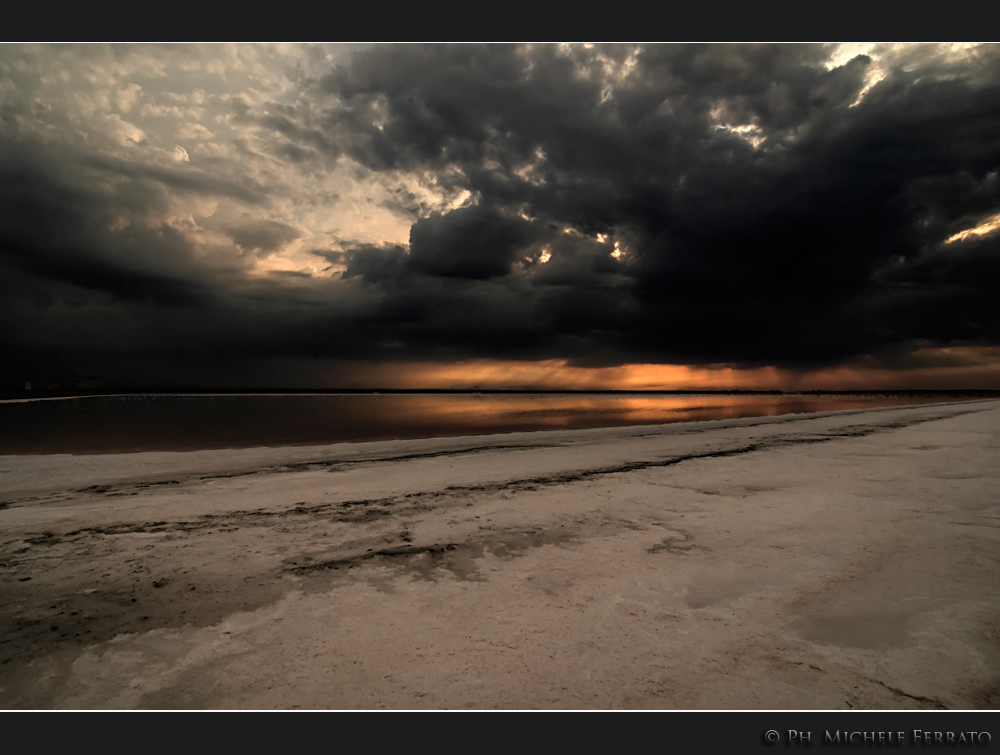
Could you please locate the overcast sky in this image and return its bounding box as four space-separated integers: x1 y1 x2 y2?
2 43 999 391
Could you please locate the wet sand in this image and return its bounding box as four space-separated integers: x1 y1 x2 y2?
1 400 999 709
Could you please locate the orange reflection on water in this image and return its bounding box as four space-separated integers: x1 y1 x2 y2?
0 392 969 455
346 392 955 437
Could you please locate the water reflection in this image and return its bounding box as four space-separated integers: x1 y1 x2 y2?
0 393 964 455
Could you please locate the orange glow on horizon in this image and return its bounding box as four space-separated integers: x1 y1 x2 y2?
338 359 778 391
329 347 1000 391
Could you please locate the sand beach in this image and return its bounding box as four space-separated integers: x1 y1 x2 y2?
1 399 999 709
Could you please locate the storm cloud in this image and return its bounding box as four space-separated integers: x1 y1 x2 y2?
2 43 999 389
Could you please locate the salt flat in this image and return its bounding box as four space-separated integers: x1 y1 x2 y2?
1 400 999 709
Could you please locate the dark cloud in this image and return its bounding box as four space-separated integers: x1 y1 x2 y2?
408 205 534 279
4 44 1000 389
0 144 212 308
81 154 266 205
301 43 1000 370
225 219 302 257
311 248 345 267
342 243 409 283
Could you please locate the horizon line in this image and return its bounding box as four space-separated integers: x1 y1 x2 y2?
4 386 1000 400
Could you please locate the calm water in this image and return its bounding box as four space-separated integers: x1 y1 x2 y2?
0 393 967 455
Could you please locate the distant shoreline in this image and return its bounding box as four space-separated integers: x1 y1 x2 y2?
3 387 1000 403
